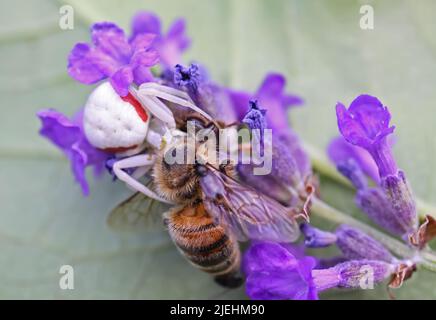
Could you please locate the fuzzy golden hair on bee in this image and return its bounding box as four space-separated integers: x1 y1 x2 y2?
152 155 201 204
109 115 301 289
152 131 232 204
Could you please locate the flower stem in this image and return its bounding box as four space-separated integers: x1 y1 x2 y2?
310 197 414 258
421 249 436 264
420 260 436 272
311 197 436 272
304 142 436 219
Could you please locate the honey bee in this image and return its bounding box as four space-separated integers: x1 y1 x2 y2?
108 117 302 288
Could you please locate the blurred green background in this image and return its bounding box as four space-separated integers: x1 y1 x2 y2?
1 0 436 299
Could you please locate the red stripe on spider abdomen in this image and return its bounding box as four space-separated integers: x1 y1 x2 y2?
121 93 148 122
100 145 138 154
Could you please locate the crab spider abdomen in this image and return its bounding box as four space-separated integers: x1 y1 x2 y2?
83 82 150 153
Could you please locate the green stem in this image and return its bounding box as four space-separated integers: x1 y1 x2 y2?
420 260 436 272
304 142 436 219
311 197 414 259
311 197 436 272
421 249 436 264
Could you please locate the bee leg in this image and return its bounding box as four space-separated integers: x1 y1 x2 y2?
112 154 174 204
214 272 244 288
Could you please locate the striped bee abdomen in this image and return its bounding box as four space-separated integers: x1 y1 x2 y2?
165 203 242 288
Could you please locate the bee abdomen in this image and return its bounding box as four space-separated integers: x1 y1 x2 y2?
166 205 241 277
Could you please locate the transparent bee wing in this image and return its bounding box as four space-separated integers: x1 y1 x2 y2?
107 192 171 232
200 166 301 242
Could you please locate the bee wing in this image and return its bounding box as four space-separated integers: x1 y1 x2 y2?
107 192 171 232
200 166 300 242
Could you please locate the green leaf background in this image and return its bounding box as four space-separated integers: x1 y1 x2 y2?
1 0 436 299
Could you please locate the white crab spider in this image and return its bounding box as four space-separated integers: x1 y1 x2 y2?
82 81 212 204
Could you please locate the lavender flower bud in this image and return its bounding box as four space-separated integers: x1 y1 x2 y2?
237 134 305 205
174 63 200 91
357 188 403 236
381 171 418 236
300 224 337 248
335 225 394 262
242 100 267 156
337 158 367 190
312 260 394 291
335 260 394 288
357 171 418 238
242 100 267 132
171 63 238 124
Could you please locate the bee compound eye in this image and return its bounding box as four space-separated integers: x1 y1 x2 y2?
195 164 208 177
215 193 224 201
219 162 228 171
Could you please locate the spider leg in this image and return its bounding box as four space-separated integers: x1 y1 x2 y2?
135 93 176 129
140 82 195 102
138 86 213 120
113 154 174 204
132 165 152 180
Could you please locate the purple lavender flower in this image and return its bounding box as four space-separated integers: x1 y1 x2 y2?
37 109 108 195
335 225 395 262
228 73 303 133
237 135 307 205
243 242 318 300
173 63 201 90
328 136 379 183
242 100 267 132
242 100 267 156
336 158 368 190
312 260 394 290
249 74 308 177
331 95 418 238
301 223 395 262
300 223 337 248
243 242 395 300
231 74 311 206
68 22 159 97
335 95 396 178
357 172 417 237
130 11 190 68
163 63 238 124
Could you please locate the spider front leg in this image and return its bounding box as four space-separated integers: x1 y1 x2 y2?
113 154 173 204
137 83 213 120
134 91 176 129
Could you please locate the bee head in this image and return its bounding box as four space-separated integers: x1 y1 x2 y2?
195 163 208 177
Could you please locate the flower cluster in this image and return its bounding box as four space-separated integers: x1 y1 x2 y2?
243 95 434 300
329 95 418 239
231 74 312 207
243 240 395 300
37 10 436 300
